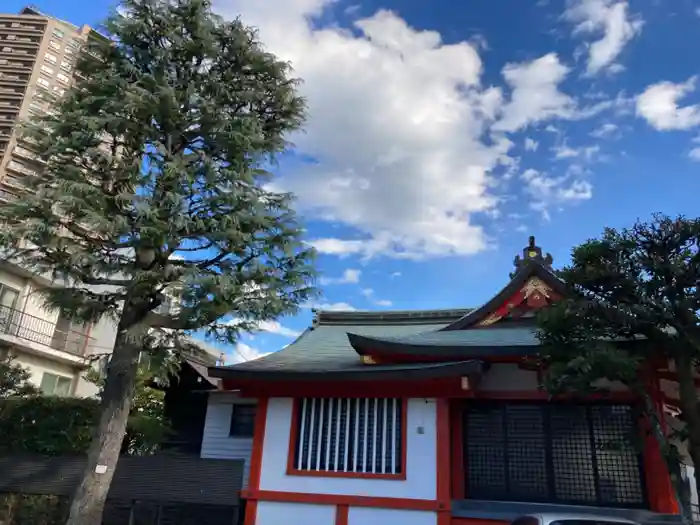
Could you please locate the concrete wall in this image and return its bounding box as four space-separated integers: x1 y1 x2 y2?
200 393 255 487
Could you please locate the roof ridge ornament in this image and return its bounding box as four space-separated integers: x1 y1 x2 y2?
511 236 553 277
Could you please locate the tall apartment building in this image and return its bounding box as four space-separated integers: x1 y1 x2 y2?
0 6 115 397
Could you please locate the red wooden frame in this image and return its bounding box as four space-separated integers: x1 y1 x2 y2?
243 397 269 525
285 397 409 480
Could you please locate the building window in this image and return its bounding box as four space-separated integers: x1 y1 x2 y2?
48 40 61 51
56 73 70 85
464 401 646 508
292 397 404 476
44 52 57 64
229 404 257 437
52 29 64 39
60 61 72 73
36 77 50 89
40 64 53 76
52 86 65 97
39 372 73 396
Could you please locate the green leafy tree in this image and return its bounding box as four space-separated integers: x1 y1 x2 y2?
0 355 40 398
536 214 700 522
0 0 315 522
85 353 175 455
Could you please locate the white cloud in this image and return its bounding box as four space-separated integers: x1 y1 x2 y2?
563 0 643 76
551 143 600 161
636 77 700 131
229 342 271 363
212 2 619 259
318 268 361 286
688 148 700 161
311 302 357 312
360 288 392 307
521 168 593 220
590 122 619 138
524 138 539 151
494 53 574 132
390 271 401 278
256 320 301 338
211 1 515 260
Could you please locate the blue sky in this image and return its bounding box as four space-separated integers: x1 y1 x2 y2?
9 0 700 362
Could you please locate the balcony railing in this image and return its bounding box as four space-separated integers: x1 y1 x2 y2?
0 303 93 357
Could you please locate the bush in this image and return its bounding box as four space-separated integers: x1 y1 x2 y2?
0 396 98 455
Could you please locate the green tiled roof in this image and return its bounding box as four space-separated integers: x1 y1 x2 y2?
355 326 540 348
224 321 451 373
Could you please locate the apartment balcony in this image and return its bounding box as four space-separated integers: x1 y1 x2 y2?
0 87 25 100
0 37 41 49
0 303 94 364
0 23 46 36
0 187 19 202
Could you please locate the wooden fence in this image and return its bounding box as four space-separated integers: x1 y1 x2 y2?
0 455 244 525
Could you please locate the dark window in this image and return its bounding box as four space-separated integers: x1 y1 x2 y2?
293 397 403 474
465 401 646 508
229 404 257 437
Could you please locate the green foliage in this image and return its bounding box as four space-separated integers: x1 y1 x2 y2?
85 361 172 456
536 213 700 519
0 355 40 398
0 396 98 455
0 0 316 350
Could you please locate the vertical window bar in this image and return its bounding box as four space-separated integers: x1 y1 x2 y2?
325 398 333 471
392 398 398 474
381 398 388 474
343 397 351 472
315 398 324 470
362 397 369 472
297 398 307 470
334 398 342 471
353 398 360 472
308 398 316 471
372 398 379 473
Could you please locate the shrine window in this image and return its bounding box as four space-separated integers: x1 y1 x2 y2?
464 401 647 508
291 397 405 477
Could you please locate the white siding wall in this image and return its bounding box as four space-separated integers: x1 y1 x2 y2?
259 397 437 499
200 393 255 486
256 501 335 525
348 507 436 525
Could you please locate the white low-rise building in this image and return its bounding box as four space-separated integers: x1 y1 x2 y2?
0 260 117 397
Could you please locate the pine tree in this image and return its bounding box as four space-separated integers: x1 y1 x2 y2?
536 214 700 522
0 0 315 523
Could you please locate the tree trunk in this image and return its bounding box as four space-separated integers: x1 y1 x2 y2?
64 327 141 525
674 352 700 519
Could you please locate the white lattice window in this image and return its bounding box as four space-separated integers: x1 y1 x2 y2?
48 40 61 51
44 52 57 64
292 397 404 476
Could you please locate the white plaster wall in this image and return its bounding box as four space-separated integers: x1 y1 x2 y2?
479 363 538 391
256 501 335 525
259 397 437 499
22 281 59 326
0 267 27 293
200 394 255 486
12 352 78 393
349 507 436 525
